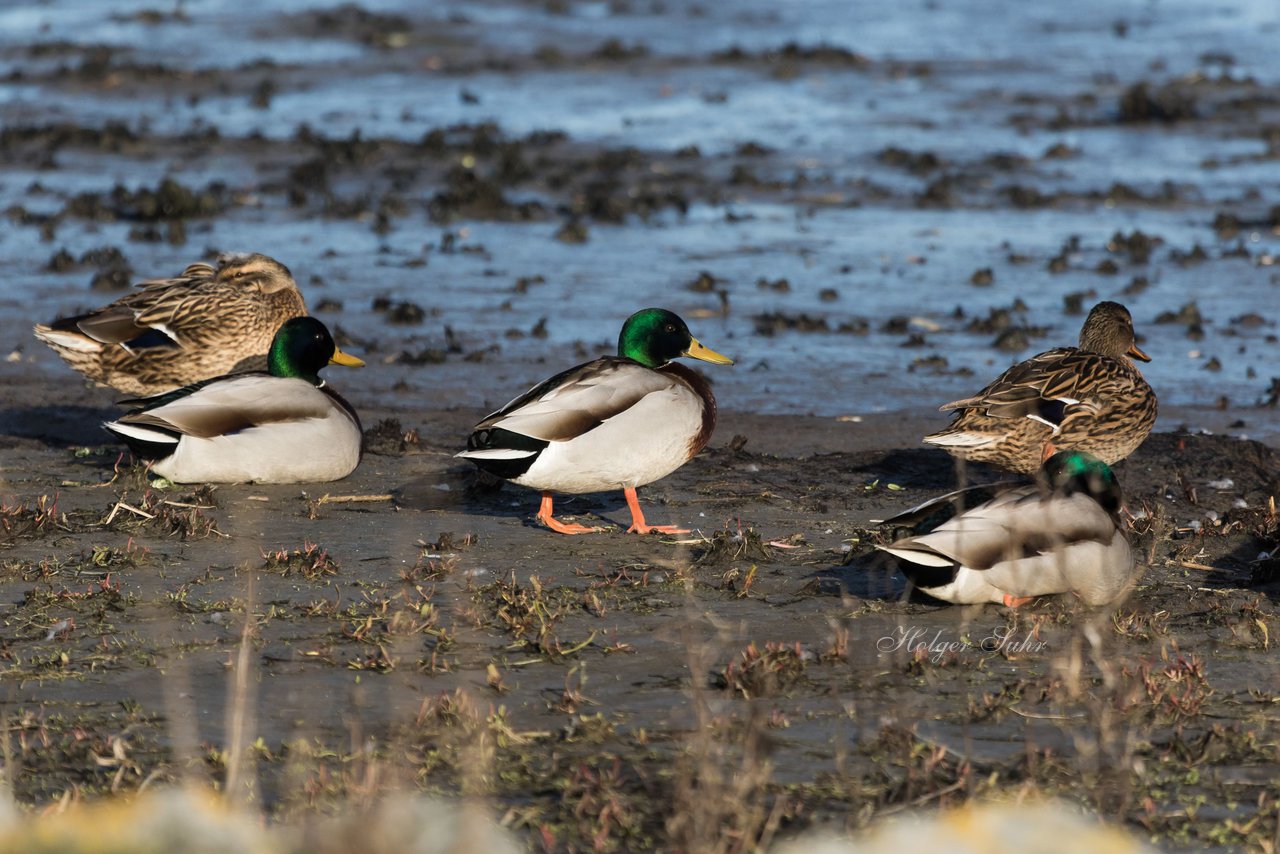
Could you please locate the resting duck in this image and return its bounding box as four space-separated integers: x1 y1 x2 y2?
878 451 1138 607
924 301 1156 474
104 317 363 484
35 253 308 395
457 308 733 534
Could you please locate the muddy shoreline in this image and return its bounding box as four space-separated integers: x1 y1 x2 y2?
1 391 1279 847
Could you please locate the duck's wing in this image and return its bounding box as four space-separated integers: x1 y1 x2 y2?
939 348 1115 430
468 357 679 445
878 479 1025 533
110 375 330 441
51 264 220 351
880 488 1116 571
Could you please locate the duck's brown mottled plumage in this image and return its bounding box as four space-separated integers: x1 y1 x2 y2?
924 301 1157 474
34 253 307 396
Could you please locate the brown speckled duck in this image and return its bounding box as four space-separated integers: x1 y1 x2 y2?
924 301 1156 474
34 253 308 396
457 308 733 535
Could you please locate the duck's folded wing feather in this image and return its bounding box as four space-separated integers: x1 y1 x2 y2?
891 491 1115 570
117 376 330 439
474 359 677 442
938 349 1114 429
72 304 168 347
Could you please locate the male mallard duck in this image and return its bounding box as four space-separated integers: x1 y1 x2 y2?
457 308 733 534
34 252 308 396
923 301 1156 474
878 451 1138 607
104 317 364 484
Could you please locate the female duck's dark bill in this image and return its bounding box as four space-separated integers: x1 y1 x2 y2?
684 338 733 365
1126 343 1151 362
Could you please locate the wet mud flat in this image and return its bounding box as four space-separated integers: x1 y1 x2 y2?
0 394 1278 850
5 0 1280 422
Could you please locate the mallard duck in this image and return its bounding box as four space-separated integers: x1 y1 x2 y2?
34 252 308 396
924 301 1156 474
104 317 364 484
457 308 733 534
878 451 1138 607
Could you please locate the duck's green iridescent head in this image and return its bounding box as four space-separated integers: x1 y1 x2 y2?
617 308 734 369
268 317 365 385
1041 450 1122 515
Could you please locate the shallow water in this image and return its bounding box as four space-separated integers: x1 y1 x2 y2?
2 0 1279 427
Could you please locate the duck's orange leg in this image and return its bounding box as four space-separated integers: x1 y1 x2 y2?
536 493 598 535
1002 594 1035 608
624 487 689 535
1041 441 1058 463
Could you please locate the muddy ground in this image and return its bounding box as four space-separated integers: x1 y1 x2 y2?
1 387 1278 850
3 0 1280 851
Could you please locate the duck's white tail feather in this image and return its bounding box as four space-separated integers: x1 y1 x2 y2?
455 448 537 460
103 420 180 445
33 326 102 353
876 544 955 568
923 430 999 448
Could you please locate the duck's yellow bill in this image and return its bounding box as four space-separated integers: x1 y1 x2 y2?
330 348 366 368
1126 343 1151 363
684 337 734 365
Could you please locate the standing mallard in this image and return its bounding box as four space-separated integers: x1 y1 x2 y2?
104 317 364 484
924 301 1156 474
34 253 308 396
878 451 1138 607
457 308 733 534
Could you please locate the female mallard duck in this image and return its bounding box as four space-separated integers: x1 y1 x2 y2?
878 451 1138 607
34 253 308 396
104 317 364 484
457 308 733 534
924 301 1156 475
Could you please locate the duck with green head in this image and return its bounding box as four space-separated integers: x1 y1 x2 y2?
104 317 365 484
458 308 733 534
877 451 1139 607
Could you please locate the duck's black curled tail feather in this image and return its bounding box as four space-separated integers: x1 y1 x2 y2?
462 427 549 480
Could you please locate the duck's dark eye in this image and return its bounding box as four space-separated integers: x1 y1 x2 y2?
664 324 675 332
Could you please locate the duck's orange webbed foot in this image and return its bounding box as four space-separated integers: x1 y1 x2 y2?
536 493 600 535
623 487 689 535
1002 594 1035 609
